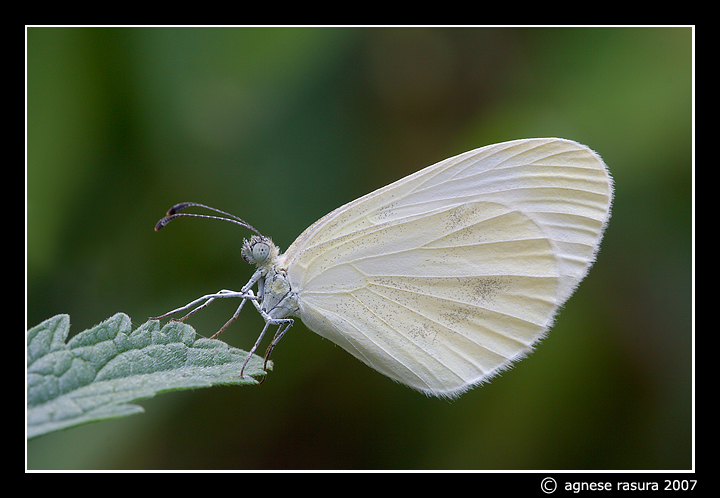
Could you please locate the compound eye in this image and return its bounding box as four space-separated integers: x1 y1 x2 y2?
241 235 276 265
252 242 270 263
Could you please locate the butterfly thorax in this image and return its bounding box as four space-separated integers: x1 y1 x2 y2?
242 235 299 320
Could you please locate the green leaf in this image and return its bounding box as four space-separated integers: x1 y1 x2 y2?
27 313 269 439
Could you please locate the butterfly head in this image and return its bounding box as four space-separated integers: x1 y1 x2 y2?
241 235 279 267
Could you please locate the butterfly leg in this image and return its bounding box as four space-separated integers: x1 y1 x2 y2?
262 319 294 371
151 268 267 323
209 289 257 339
239 316 294 378
239 319 272 377
150 289 258 322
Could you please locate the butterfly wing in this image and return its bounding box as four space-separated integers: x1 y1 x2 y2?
281 138 613 398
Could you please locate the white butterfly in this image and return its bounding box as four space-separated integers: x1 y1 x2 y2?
153 138 613 399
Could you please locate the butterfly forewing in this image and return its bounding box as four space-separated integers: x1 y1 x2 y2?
281 138 612 398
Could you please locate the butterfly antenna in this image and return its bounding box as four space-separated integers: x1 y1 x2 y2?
154 202 263 236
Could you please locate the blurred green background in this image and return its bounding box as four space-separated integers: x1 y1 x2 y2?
27 27 692 470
